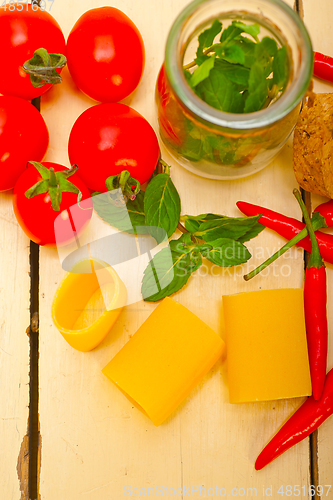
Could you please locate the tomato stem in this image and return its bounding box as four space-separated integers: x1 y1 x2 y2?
23 48 67 88
48 168 58 188
105 170 141 202
25 161 82 212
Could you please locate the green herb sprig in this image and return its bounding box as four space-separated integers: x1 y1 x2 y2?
184 20 289 114
93 162 264 301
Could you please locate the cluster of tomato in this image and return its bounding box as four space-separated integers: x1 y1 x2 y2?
0 3 160 246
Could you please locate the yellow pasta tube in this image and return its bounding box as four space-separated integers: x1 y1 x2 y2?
52 258 127 352
223 288 312 403
102 297 225 426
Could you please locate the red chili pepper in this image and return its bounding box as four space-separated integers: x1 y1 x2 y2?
237 201 333 266
255 368 333 470
294 189 328 401
313 51 333 82
314 199 333 224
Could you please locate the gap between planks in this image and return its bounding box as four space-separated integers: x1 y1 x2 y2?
16 138 41 499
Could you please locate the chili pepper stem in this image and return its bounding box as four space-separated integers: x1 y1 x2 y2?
243 204 326 281
243 227 307 281
293 189 324 268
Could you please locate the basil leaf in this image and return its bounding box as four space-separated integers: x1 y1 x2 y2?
142 235 202 301
273 46 288 91
200 237 251 266
92 190 148 234
189 54 216 87
196 19 222 60
244 62 268 113
144 173 181 240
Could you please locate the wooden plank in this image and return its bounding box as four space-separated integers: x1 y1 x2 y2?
0 192 30 499
39 0 314 498
301 0 333 493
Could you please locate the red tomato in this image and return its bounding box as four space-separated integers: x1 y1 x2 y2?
0 96 49 191
0 4 66 100
13 162 93 247
66 7 145 102
68 103 160 192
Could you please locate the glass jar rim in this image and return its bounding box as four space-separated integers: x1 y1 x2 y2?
165 0 313 130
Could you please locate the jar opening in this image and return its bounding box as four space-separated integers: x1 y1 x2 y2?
165 0 313 131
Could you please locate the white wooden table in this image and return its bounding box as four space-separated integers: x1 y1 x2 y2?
1 0 333 498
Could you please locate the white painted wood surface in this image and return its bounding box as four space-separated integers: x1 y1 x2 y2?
0 192 30 499
302 0 333 491
34 0 332 498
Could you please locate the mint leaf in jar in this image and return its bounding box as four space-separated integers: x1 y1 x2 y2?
184 19 289 114
195 19 222 63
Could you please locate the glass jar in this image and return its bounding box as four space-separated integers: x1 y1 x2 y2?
156 0 313 179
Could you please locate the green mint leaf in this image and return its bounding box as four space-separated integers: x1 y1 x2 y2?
184 218 201 233
237 220 265 243
215 44 245 65
244 62 268 113
144 172 181 239
232 21 260 40
189 55 216 87
260 36 278 57
194 215 263 241
273 46 288 91
214 59 249 86
184 213 227 224
233 38 256 68
196 19 222 59
183 213 227 232
142 234 202 301
181 136 205 162
219 23 242 44
92 190 148 235
195 67 245 112
184 69 192 83
200 237 251 266
254 37 277 77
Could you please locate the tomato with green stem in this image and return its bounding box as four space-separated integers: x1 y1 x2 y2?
0 3 66 100
13 162 93 247
0 96 49 191
68 103 160 193
66 7 145 103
